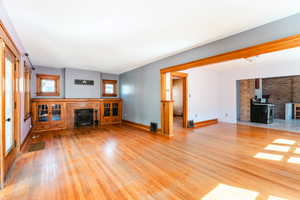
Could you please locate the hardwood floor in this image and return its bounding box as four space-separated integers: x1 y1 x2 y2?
1 123 300 200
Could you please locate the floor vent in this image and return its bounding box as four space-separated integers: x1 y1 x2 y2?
28 141 45 152
150 122 158 132
188 120 195 128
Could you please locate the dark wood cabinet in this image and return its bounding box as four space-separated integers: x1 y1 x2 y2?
32 102 66 132
100 99 122 125
32 98 122 132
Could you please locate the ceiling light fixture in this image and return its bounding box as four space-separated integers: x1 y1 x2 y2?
244 55 259 63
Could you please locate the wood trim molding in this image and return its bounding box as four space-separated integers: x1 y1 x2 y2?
171 71 188 78
24 62 31 121
32 98 122 102
194 119 218 128
0 20 20 57
20 128 33 152
160 34 300 73
160 100 174 102
182 75 188 128
122 120 162 134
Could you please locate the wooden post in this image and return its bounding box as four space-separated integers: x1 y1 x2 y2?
160 72 174 137
161 100 174 136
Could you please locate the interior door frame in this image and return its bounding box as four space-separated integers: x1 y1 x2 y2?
160 34 300 136
171 72 188 128
0 21 21 189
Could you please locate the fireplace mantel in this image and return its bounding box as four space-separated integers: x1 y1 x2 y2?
31 98 122 132
32 98 121 102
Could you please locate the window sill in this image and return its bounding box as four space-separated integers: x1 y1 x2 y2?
36 92 60 96
102 94 117 97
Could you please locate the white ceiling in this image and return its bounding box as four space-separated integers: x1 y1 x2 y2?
197 46 300 72
3 0 300 74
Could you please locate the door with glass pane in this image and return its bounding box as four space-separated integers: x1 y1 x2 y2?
4 48 16 153
5 49 15 154
3 47 18 177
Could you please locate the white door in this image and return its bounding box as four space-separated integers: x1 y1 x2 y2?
4 49 14 154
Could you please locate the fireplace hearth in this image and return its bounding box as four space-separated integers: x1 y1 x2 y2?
74 109 95 127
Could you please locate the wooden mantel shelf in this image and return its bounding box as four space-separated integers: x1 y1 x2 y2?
32 98 122 102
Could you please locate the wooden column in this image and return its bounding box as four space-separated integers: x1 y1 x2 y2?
161 100 174 137
160 72 174 137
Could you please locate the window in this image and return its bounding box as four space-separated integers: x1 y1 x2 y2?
24 62 31 120
36 74 60 96
102 80 117 97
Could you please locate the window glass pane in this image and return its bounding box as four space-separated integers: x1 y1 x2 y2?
41 79 55 92
105 84 114 94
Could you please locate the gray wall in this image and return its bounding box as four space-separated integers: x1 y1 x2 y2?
65 68 101 98
120 13 300 127
31 66 65 98
120 66 160 126
32 67 119 99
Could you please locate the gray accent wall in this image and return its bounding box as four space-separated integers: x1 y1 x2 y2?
31 66 119 99
120 66 160 126
65 68 101 98
120 13 300 127
31 66 65 98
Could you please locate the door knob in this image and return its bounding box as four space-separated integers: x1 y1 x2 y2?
6 118 11 122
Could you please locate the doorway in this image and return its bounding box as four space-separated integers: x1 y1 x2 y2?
172 78 183 128
171 72 188 129
0 41 20 188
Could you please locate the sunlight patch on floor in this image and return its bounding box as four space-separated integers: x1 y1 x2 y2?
254 153 283 161
287 157 300 164
201 184 289 200
201 184 258 200
267 195 288 200
293 148 300 154
264 144 290 152
272 139 296 145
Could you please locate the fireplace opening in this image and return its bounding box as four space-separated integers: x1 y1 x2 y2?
74 109 94 127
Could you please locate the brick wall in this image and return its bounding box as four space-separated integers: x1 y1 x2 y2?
262 76 300 119
292 76 300 102
239 79 255 121
262 77 292 119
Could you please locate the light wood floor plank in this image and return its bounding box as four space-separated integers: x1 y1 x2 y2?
1 123 300 199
